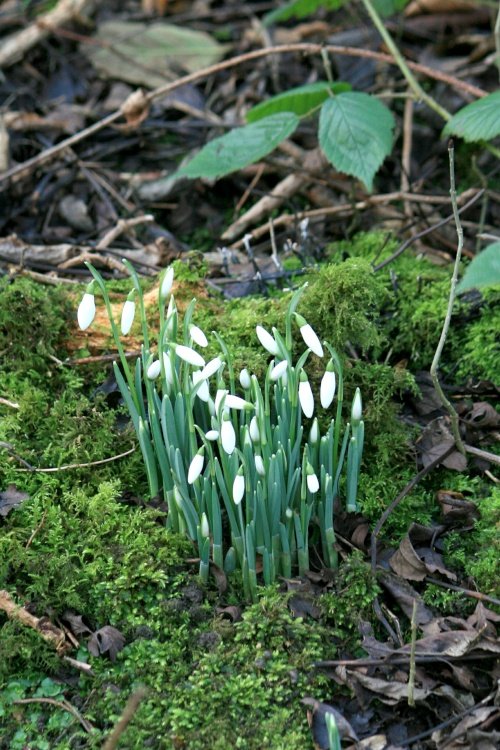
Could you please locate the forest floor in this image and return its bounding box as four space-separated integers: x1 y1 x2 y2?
0 1 499 748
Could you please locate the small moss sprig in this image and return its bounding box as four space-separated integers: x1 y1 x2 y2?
77 263 364 600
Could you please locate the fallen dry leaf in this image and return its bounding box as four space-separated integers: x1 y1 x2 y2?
88 625 126 661
0 485 29 517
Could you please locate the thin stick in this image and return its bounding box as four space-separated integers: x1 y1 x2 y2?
14 445 135 472
13 697 94 733
407 598 417 707
426 577 500 608
101 688 148 750
0 44 485 187
430 143 466 456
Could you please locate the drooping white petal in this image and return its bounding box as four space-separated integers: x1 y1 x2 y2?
77 293 96 331
351 388 362 423
239 368 251 389
162 352 174 384
320 369 336 409
307 472 319 494
200 357 223 380
200 512 210 538
309 418 320 445
249 416 260 443
256 325 279 356
300 323 323 358
189 324 208 348
174 344 205 368
270 360 288 382
147 359 161 380
205 429 219 441
120 298 135 335
220 419 236 455
215 389 227 415
298 377 314 418
188 451 204 484
160 266 174 300
192 370 210 402
224 394 253 411
232 472 245 505
254 455 265 476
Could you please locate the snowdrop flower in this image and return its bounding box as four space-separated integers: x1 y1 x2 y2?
306 464 319 494
147 359 161 380
351 387 362 424
249 415 260 443
173 344 205 368
205 429 219 441
254 455 265 476
270 360 288 382
285 507 293 519
256 325 279 356
162 352 174 385
215 388 227 415
220 415 236 454
200 512 210 539
120 292 136 335
233 468 245 505
224 394 253 411
160 266 174 301
309 418 319 445
189 324 208 348
239 368 251 390
299 217 309 241
200 357 222 380
188 449 204 484
77 286 96 330
320 360 336 409
298 370 314 418
295 314 323 357
192 370 210 402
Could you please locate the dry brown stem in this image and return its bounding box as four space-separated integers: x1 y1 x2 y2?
0 589 70 653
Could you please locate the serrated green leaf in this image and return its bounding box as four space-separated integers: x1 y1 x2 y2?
318 92 394 191
246 81 351 123
263 0 345 26
178 113 300 180
443 91 500 143
457 242 500 292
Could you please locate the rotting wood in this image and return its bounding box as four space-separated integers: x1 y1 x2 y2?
0 589 71 654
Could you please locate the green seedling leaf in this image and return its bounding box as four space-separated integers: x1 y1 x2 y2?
264 0 345 26
318 92 394 191
246 81 351 123
82 21 228 89
457 242 500 292
443 91 500 143
178 113 300 180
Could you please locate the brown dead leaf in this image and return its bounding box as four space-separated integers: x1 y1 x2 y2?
463 402 500 429
418 418 467 471
62 611 92 636
209 562 227 595
432 707 500 748
88 625 126 661
302 697 359 747
215 605 242 622
437 490 479 526
378 572 434 625
389 535 428 581
0 484 29 517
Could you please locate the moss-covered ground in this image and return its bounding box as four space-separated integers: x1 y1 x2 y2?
0 234 498 748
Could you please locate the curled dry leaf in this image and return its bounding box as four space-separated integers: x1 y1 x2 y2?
302 697 359 747
0 484 29 517
88 625 126 662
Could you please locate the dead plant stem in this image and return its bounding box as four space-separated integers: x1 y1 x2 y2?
430 144 466 456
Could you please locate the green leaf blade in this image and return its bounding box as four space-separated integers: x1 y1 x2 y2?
457 242 500 292
263 0 345 26
246 81 351 123
443 92 500 143
318 92 395 191
177 113 300 180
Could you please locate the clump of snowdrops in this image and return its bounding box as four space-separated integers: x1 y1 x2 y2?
78 261 364 600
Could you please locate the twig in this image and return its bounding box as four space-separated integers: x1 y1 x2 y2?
464 443 500 467
96 214 155 251
407 598 417 707
101 687 148 750
65 350 141 366
14 445 135 473
430 143 466 456
0 589 69 653
0 396 19 409
0 44 486 188
426 577 500 608
404 691 496 746
401 95 414 219
13 697 94 733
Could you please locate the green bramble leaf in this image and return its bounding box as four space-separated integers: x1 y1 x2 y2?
246 81 351 123
263 0 345 26
443 92 500 143
318 91 394 191
457 243 500 293
177 113 299 180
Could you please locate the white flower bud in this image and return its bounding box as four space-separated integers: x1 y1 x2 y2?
189 324 208 348
188 450 204 484
200 357 223 380
249 416 260 443
351 388 362 424
200 512 210 538
298 372 314 418
270 360 288 382
220 418 236 455
205 429 219 441
120 297 135 335
173 344 205 368
192 370 210 402
77 292 96 331
256 325 279 356
239 368 251 389
215 389 227 415
160 266 174 300
147 359 161 380
254 455 265 476
306 465 319 494
285 507 293 519
233 470 245 505
224 394 253 411
309 418 319 445
320 362 336 409
162 352 174 384
295 314 323 357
